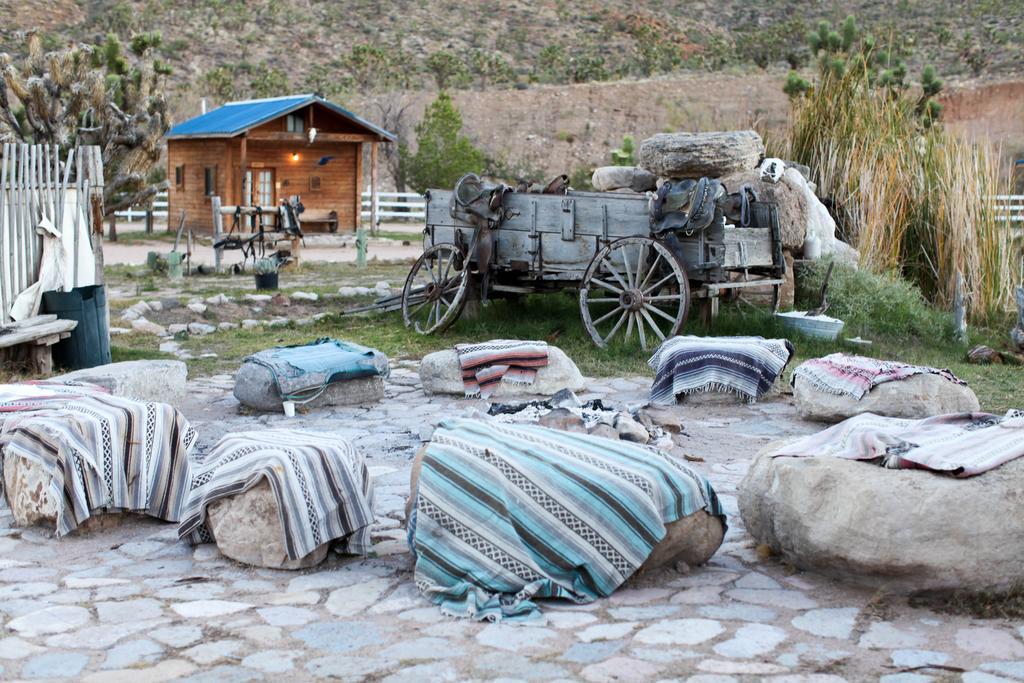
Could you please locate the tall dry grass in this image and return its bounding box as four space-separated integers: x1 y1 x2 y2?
780 64 1016 319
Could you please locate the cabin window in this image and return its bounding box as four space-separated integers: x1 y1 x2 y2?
309 175 321 192
286 113 305 133
204 166 217 196
174 165 185 189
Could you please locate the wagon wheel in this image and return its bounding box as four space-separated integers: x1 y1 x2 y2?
401 243 469 334
579 236 690 350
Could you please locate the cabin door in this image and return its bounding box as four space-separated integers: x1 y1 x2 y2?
245 169 276 208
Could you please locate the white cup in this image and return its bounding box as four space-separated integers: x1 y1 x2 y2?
283 401 296 417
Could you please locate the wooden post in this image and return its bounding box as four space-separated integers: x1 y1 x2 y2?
239 136 248 207
370 141 379 237
107 214 116 242
145 209 153 234
211 195 223 273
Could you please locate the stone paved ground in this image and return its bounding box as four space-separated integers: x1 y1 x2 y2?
2 366 1023 682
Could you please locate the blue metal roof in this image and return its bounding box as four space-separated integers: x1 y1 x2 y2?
166 94 396 141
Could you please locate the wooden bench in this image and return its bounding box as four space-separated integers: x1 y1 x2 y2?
300 209 339 233
0 315 78 375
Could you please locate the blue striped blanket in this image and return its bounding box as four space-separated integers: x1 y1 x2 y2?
408 418 725 621
649 335 794 405
244 338 389 404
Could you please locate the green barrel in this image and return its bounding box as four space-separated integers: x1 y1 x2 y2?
41 285 112 370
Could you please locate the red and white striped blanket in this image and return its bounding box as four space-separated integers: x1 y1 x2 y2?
773 410 1024 476
454 340 549 398
792 353 966 400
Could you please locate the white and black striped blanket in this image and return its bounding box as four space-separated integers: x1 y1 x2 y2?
649 335 794 405
408 418 725 621
455 339 549 398
0 382 197 535
178 429 374 559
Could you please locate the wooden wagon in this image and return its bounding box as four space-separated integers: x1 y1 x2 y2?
399 174 786 349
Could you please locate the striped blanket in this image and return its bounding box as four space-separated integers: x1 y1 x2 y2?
792 353 966 400
178 429 374 559
455 339 549 398
774 410 1024 476
648 335 794 405
408 418 725 621
0 382 197 535
244 338 390 404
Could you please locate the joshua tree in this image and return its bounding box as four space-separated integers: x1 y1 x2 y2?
0 31 170 216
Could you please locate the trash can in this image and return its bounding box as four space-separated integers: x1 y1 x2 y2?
41 285 112 370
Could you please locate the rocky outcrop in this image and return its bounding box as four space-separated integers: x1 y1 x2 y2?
233 366 384 412
419 347 585 397
638 131 764 179
206 478 329 569
794 373 981 423
739 440 1024 593
52 360 188 406
591 166 658 192
3 454 57 527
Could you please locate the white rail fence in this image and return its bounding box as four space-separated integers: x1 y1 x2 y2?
994 195 1024 223
114 191 168 220
361 189 425 223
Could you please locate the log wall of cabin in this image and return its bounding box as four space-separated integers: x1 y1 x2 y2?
166 138 233 234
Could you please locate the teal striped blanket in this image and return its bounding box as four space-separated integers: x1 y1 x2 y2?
408 418 725 621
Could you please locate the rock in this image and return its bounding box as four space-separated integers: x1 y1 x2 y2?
291 291 319 302
241 319 261 330
793 373 981 423
550 388 582 409
131 318 167 336
52 360 188 405
187 302 208 314
109 327 131 335
146 300 163 312
207 479 328 569
160 298 182 310
205 294 230 306
271 293 290 307
968 344 1002 364
419 347 585 397
268 318 290 327
639 406 683 434
538 408 587 433
120 308 141 322
588 424 620 440
638 130 764 179
738 440 1024 593
167 323 188 335
373 281 391 294
614 413 649 443
337 287 359 297
244 294 272 303
640 510 726 572
233 364 384 412
3 454 58 527
218 322 238 331
591 166 658 193
187 322 217 336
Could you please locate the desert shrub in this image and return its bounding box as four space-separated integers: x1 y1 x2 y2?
795 260 951 342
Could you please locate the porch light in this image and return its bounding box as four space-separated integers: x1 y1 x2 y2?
291 152 300 161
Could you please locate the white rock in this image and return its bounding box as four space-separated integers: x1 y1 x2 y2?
244 294 273 303
109 327 131 335
218 322 238 331
325 578 393 616
794 372 981 423
577 622 637 642
712 623 787 658
205 294 230 305
241 319 261 329
170 600 252 619
52 360 188 405
740 441 1024 593
591 166 657 192
7 605 91 636
187 302 208 314
0 636 46 659
120 308 141 321
291 291 319 301
419 346 585 396
167 324 188 335
146 300 163 312
268 318 290 327
337 286 359 297
207 479 329 570
791 608 860 640
633 618 724 646
131 317 166 336
614 413 649 443
187 322 217 336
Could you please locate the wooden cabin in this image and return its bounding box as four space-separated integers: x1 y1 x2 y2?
165 94 395 234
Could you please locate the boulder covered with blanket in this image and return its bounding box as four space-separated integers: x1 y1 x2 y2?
178 429 374 569
0 382 197 534
406 418 726 621
792 353 980 422
234 338 390 412
739 410 1024 593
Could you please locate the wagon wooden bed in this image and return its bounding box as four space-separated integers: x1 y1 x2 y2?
398 174 786 349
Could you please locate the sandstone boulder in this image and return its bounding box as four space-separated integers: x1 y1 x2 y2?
641 510 725 572
233 365 384 412
591 166 658 193
638 131 764 179
419 347 585 397
739 441 1024 593
794 373 980 423
3 454 58 527
52 360 188 406
206 478 328 569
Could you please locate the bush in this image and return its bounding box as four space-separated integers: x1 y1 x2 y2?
404 92 485 193
795 260 952 342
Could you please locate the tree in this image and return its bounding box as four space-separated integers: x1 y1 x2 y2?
465 50 514 89
424 51 468 90
0 32 170 216
371 95 414 192
404 92 484 194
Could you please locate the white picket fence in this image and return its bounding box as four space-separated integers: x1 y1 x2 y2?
114 191 168 220
994 195 1024 223
361 188 425 223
